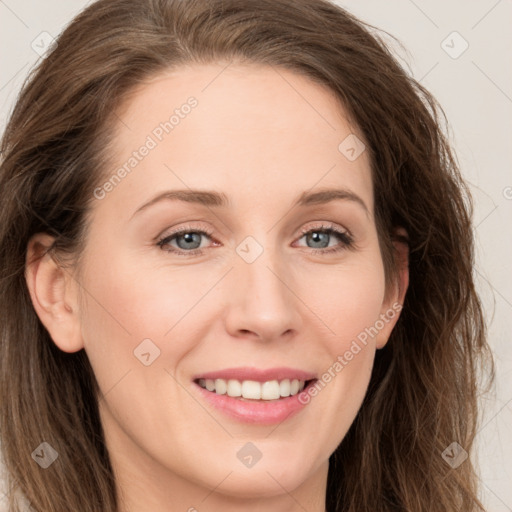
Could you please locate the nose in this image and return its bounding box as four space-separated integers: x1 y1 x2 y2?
223 243 303 342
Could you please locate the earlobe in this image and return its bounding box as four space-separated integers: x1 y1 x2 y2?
25 233 84 353
375 227 409 349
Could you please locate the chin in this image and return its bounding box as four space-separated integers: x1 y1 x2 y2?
208 466 308 499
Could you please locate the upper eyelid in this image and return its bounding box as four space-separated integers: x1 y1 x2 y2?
298 222 350 236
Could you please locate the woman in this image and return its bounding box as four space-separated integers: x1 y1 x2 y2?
0 0 494 510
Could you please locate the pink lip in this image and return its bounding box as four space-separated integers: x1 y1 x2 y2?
192 366 317 382
193 380 316 425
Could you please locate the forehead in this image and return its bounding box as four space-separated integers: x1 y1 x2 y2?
99 62 373 218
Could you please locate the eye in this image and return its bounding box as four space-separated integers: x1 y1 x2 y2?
157 225 217 256
156 222 353 256
295 223 354 254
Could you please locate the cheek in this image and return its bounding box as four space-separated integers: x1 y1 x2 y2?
77 246 220 392
293 253 386 446
303 253 387 346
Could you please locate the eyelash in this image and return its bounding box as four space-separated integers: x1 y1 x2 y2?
156 223 354 257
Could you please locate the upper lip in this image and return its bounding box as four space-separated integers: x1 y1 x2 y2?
193 366 317 383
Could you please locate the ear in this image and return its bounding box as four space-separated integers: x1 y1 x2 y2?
25 233 84 353
375 227 409 349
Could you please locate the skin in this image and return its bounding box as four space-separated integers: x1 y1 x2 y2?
26 62 408 512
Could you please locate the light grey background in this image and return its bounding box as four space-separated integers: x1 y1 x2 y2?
0 0 511 510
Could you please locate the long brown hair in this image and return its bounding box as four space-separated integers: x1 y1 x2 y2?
0 0 494 510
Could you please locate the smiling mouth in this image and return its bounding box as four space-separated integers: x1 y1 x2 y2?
194 378 317 401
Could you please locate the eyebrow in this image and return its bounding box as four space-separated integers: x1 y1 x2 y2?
130 187 369 219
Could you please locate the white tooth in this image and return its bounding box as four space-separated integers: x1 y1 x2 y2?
261 380 280 400
227 379 242 397
208 378 307 399
279 379 291 397
242 380 261 399
215 378 227 395
198 378 206 388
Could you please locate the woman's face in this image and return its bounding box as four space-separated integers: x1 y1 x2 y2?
46 63 406 506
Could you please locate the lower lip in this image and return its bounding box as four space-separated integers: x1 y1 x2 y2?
193 380 316 425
